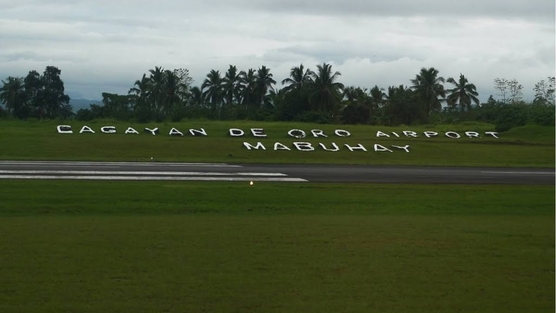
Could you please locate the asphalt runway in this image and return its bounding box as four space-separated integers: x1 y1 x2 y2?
0 161 554 185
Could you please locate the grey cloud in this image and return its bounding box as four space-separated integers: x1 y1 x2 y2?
223 0 554 19
0 0 553 102
270 42 427 64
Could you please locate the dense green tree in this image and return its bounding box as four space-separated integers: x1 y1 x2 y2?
383 85 421 125
410 67 445 116
341 102 370 124
446 74 480 112
36 66 71 119
100 92 134 120
24 70 42 117
1 66 70 119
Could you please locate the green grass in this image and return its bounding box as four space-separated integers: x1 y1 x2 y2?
0 119 554 167
0 181 554 312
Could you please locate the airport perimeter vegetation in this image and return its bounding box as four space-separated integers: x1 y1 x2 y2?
0 119 554 312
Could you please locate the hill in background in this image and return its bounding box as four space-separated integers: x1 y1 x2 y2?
70 98 102 112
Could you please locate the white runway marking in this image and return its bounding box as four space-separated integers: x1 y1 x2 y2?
0 175 307 182
481 171 554 175
0 161 243 167
0 170 286 176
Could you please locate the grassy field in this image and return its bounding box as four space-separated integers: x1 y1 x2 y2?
0 181 554 312
0 119 554 167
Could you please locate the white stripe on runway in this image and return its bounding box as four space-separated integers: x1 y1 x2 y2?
0 161 242 167
481 171 555 175
0 175 307 182
0 170 286 176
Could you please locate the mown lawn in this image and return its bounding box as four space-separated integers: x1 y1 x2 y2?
0 181 553 313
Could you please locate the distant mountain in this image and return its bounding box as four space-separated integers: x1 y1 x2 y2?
69 98 102 112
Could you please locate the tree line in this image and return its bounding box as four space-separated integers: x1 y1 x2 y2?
1 64 554 131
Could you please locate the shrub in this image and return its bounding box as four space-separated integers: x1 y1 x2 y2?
529 103 555 126
494 105 528 132
295 111 333 124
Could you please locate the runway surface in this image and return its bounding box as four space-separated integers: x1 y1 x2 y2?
0 161 554 185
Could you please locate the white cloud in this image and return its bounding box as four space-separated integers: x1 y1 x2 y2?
0 0 554 101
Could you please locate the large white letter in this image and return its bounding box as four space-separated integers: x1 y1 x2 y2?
465 131 480 138
189 128 207 136
251 128 267 138
344 144 367 152
319 142 340 152
243 142 266 150
423 131 438 138
101 126 116 134
229 128 244 137
169 128 184 136
57 125 73 134
485 131 499 138
293 142 314 151
125 127 139 134
79 126 95 134
334 129 351 137
403 131 418 138
392 145 410 153
374 144 393 152
288 129 306 139
445 131 461 139
311 129 327 138
376 131 390 138
144 127 159 135
273 142 291 151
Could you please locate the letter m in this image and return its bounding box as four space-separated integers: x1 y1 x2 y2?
243 142 266 150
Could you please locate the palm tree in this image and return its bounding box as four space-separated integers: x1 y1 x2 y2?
223 65 241 107
129 74 150 97
201 70 224 109
446 74 480 112
188 86 203 107
129 74 151 108
254 66 276 108
342 86 359 104
0 76 27 117
410 67 446 116
129 73 153 121
160 69 188 115
281 64 314 93
148 66 165 113
239 69 257 108
309 63 344 113
369 85 386 108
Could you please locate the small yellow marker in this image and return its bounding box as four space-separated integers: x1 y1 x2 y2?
249 181 254 186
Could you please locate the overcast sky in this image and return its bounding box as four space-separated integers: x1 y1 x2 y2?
1 0 554 101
